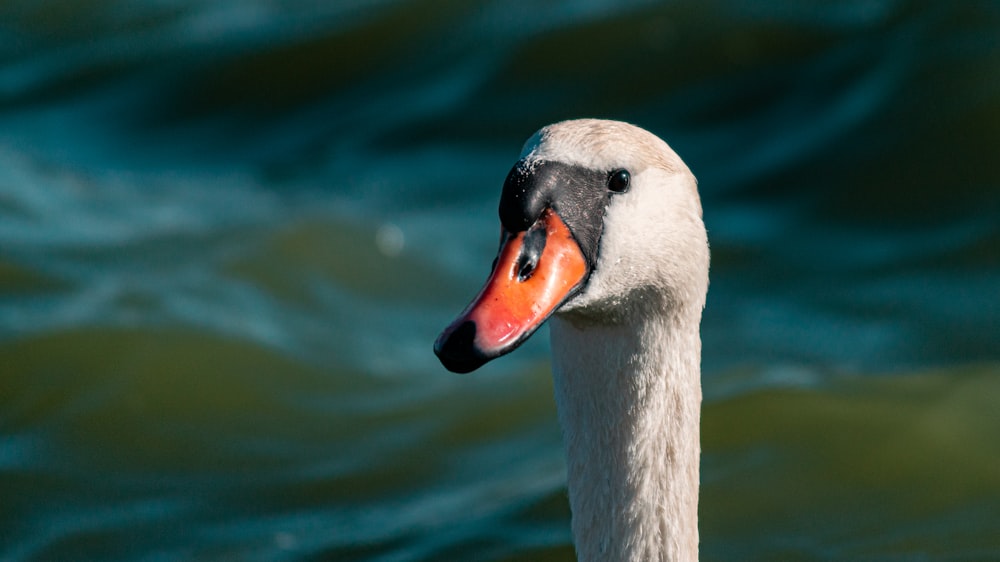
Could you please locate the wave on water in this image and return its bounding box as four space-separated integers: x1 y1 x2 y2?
0 1 998 561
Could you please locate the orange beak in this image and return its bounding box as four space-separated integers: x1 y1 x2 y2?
434 209 588 373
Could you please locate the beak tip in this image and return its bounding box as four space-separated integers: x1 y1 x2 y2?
434 320 490 374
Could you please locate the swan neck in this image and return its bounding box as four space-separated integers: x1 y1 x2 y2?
550 308 702 562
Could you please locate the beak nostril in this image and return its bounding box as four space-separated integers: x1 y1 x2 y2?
516 259 535 282
516 218 548 283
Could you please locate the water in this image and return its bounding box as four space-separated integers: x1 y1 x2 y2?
1 1 998 560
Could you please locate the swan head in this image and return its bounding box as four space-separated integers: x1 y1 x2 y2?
435 119 708 373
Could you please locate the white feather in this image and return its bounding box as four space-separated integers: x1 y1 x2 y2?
530 119 709 562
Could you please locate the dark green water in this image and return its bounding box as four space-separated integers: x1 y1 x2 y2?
1 1 998 560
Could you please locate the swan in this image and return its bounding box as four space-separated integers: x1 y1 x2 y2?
434 119 709 562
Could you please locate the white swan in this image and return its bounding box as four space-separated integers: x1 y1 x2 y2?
435 119 709 562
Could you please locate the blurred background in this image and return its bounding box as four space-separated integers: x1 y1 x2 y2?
1 0 998 560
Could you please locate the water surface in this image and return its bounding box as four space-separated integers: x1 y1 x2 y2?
1 1 998 560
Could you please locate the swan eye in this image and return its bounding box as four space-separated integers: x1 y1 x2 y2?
608 169 630 193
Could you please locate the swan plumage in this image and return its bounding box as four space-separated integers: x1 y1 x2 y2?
436 119 709 562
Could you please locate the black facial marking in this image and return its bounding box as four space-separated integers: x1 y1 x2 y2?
516 222 547 282
498 160 611 269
